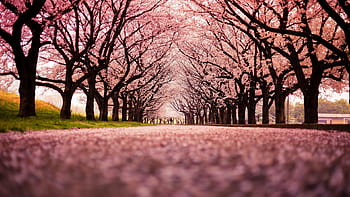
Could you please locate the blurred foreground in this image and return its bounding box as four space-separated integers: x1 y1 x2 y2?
1 126 349 196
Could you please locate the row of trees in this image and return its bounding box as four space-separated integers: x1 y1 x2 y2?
172 0 349 124
0 0 174 121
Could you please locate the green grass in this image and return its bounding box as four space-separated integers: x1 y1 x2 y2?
0 91 148 132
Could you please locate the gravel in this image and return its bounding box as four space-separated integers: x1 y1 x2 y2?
0 125 350 197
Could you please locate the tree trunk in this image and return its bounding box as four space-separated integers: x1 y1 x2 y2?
303 90 319 123
17 56 37 117
85 75 96 121
275 93 286 124
247 102 256 124
247 106 256 124
18 75 36 117
11 15 42 117
261 84 271 124
85 93 95 121
238 102 246 124
122 95 128 121
247 82 257 124
209 106 214 123
225 105 232 124
218 107 225 124
112 96 120 121
136 109 144 122
99 100 108 121
60 92 73 119
262 95 270 124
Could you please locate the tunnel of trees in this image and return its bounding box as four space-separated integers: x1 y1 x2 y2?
0 0 349 124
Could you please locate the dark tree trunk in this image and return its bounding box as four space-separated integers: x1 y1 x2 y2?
247 94 257 124
16 46 39 118
86 75 96 121
208 106 214 123
185 113 194 124
225 105 232 124
112 96 120 121
59 64 76 120
219 107 225 124
262 95 270 124
135 109 141 122
135 109 144 122
261 82 271 124
303 89 319 124
247 82 257 124
60 91 73 119
122 95 128 121
85 93 95 121
238 104 246 124
18 73 36 117
247 104 256 124
238 99 246 124
98 100 108 121
275 93 286 124
2 4 44 117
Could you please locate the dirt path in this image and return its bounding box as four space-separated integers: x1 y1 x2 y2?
1 126 349 197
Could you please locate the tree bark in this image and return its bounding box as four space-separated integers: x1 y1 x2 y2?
136 109 144 122
238 104 246 124
85 75 96 121
18 73 36 117
262 95 270 124
303 89 319 123
15 37 39 118
237 95 247 124
275 93 286 124
85 93 95 121
261 81 271 124
98 100 108 121
112 95 120 121
219 107 225 124
247 103 256 124
60 91 74 119
225 104 232 124
121 95 128 121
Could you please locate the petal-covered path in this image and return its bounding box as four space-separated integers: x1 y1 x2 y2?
1 126 350 197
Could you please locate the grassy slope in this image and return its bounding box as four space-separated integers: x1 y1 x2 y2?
0 91 146 132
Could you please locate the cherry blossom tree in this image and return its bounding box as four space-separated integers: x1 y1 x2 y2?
75 0 172 121
219 0 348 123
121 64 172 122
36 0 101 119
113 24 174 121
0 0 82 117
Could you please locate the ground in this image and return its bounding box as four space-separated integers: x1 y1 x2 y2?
0 126 349 197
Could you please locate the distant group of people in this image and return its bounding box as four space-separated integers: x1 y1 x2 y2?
145 117 185 125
